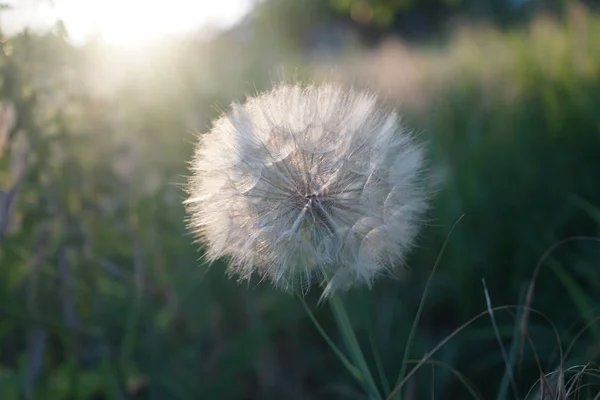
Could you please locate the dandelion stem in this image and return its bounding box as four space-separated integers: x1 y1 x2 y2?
329 294 382 400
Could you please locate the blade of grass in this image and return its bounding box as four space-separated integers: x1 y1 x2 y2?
481 278 518 400
298 295 364 384
369 329 391 395
393 214 464 400
329 294 382 399
548 259 600 343
406 359 484 400
387 305 562 400
497 286 527 400
359 289 391 394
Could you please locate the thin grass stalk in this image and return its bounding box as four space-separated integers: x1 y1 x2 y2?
496 286 526 400
394 214 464 400
387 305 562 400
329 293 382 399
482 278 519 400
369 329 391 395
298 295 363 384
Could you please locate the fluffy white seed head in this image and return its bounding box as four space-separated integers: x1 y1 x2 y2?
185 83 431 297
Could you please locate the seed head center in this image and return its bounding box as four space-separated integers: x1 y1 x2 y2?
303 190 326 208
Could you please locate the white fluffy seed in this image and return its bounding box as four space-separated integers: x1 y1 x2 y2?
185 83 432 298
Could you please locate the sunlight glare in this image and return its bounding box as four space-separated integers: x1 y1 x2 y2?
53 0 252 45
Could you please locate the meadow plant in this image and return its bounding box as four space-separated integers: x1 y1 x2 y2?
184 83 436 399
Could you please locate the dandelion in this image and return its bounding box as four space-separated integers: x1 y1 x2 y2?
185 83 431 297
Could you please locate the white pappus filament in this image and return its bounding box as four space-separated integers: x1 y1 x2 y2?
185 83 433 298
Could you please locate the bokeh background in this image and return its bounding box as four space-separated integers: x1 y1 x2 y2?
1 0 600 398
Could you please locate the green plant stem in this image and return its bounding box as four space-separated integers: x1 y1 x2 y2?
394 214 464 400
329 293 382 400
298 295 364 384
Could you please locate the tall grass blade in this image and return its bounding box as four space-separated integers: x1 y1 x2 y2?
481 278 518 400
393 214 464 399
329 294 382 399
298 295 364 385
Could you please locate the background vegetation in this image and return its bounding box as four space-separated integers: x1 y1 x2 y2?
1 0 599 398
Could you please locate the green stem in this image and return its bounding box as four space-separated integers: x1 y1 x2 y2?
329 294 382 400
298 295 364 384
394 214 464 400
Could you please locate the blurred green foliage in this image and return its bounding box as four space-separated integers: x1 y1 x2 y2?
326 0 575 40
0 1 599 399
399 5 600 395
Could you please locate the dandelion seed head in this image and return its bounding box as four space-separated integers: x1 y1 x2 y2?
185 83 432 297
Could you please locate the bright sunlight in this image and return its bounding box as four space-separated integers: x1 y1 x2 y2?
6 0 253 45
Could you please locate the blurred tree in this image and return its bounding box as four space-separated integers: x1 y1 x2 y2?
304 0 595 43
